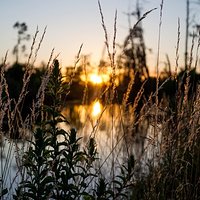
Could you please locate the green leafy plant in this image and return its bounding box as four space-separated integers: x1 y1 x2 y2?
12 59 136 200
14 60 99 199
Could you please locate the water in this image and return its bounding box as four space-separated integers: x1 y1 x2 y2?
1 100 159 198
61 101 162 177
0 137 26 199
61 101 150 171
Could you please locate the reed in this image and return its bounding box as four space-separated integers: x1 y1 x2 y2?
1 1 200 199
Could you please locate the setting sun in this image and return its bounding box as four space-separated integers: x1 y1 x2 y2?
80 72 110 85
89 74 103 84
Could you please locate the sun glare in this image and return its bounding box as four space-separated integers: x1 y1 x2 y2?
89 74 103 84
91 101 102 117
80 71 110 85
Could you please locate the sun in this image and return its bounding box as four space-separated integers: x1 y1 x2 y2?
89 74 103 84
80 72 110 85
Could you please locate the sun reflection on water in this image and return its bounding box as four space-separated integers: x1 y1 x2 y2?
91 100 102 117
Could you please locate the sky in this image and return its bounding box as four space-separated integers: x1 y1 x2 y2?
0 0 198 74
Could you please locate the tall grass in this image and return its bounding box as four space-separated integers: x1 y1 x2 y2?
1 1 200 199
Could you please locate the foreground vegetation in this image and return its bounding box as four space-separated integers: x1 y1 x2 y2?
1 1 200 199
1 57 200 199
1 59 136 199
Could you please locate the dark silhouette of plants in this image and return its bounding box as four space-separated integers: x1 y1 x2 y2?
184 0 200 70
13 127 54 199
13 60 98 199
120 0 150 81
85 154 135 200
12 60 136 199
13 22 30 63
2 63 45 138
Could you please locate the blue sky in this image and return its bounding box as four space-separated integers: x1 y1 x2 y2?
0 0 197 73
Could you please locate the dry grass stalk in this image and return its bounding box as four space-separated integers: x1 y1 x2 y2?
81 56 89 106
32 26 47 66
194 30 200 70
10 28 46 135
182 33 195 112
123 7 157 48
68 43 83 87
175 18 180 80
0 53 9 133
154 0 164 156
98 0 117 104
30 48 55 125
122 69 135 108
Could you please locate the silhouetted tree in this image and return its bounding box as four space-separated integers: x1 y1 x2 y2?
185 0 200 70
13 22 30 63
120 0 149 80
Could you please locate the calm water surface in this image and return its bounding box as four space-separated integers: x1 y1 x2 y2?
1 101 159 198
61 101 152 168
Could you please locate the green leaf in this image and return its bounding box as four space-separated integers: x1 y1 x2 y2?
41 176 54 186
113 180 122 187
0 188 8 197
83 194 94 200
23 192 37 199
